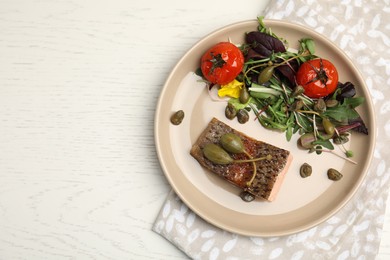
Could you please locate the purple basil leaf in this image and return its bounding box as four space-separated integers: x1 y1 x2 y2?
246 31 286 57
336 81 356 101
349 117 368 135
245 48 267 61
275 59 299 88
275 65 295 87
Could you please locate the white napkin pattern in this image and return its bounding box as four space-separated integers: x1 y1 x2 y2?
153 0 390 259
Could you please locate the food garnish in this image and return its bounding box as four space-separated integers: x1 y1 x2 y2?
327 168 343 181
200 42 244 85
190 118 292 202
218 79 244 98
299 163 312 178
196 17 368 162
239 191 256 202
170 110 184 125
296 58 339 98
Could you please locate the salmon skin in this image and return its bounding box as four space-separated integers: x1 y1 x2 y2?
190 118 292 201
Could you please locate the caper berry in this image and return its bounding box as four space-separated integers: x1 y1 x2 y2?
239 191 255 202
300 163 312 178
202 143 233 165
220 133 244 154
258 66 274 84
327 168 343 181
322 117 335 135
237 109 249 124
225 103 237 120
239 87 250 104
170 110 184 125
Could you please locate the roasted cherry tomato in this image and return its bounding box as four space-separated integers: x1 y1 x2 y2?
296 58 339 98
200 42 244 85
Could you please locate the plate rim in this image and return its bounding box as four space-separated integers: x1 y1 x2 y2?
154 19 376 237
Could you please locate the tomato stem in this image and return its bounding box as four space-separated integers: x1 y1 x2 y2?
305 58 329 86
209 53 226 73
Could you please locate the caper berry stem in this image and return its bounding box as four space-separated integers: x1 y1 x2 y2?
204 133 272 188
234 154 272 164
246 162 257 187
244 154 273 187
296 109 321 116
311 148 357 164
243 52 310 82
333 128 354 158
243 149 258 187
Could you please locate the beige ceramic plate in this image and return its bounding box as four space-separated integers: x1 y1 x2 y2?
154 20 375 237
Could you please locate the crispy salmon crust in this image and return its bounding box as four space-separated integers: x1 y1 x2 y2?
190 118 292 201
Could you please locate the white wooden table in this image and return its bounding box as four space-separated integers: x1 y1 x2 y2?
0 1 389 259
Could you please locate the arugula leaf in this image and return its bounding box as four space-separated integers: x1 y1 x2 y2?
286 125 293 141
228 97 253 110
257 115 288 131
298 38 317 62
299 38 315 55
294 112 313 133
323 105 360 122
285 113 295 141
342 97 365 108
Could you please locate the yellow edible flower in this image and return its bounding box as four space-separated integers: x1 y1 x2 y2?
217 79 244 98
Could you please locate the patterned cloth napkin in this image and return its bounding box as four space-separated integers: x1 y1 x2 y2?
153 0 390 259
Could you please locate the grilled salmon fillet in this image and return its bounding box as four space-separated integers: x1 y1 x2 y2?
190 117 292 201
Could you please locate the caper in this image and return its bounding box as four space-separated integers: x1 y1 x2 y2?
258 66 274 84
322 117 335 135
237 109 249 124
292 85 305 97
290 100 304 111
314 98 326 113
202 143 233 165
300 163 312 178
239 191 256 202
220 133 244 154
225 103 237 120
326 99 339 108
239 87 250 104
170 110 184 125
327 168 343 181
